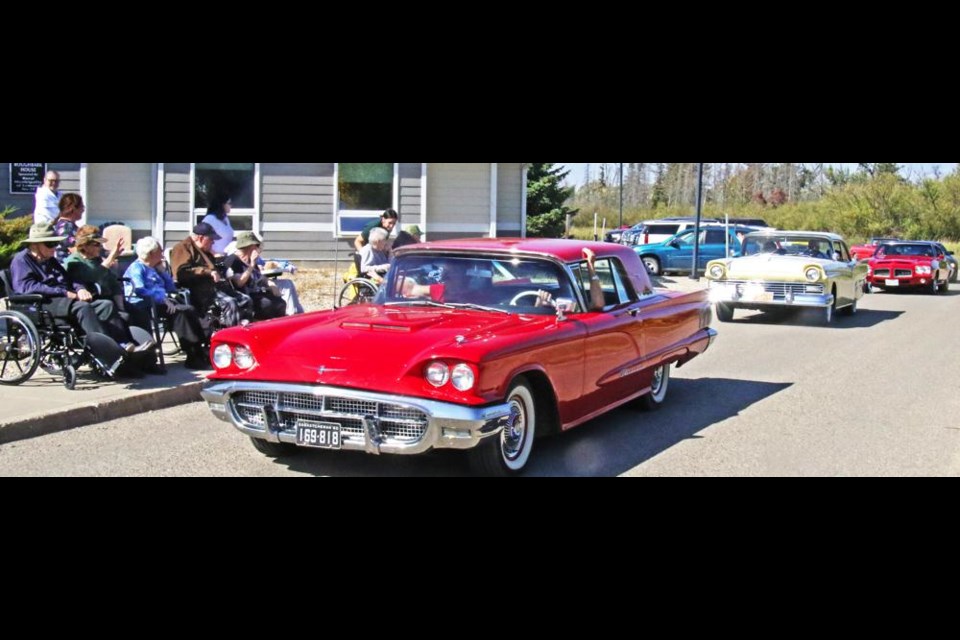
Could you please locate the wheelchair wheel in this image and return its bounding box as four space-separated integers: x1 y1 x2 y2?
62 364 77 390
338 279 379 307
0 310 41 385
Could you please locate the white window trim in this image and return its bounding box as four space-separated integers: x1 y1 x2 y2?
189 162 261 231
333 162 398 237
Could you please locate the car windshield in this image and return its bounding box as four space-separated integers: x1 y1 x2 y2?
877 244 934 257
742 235 834 258
383 254 576 315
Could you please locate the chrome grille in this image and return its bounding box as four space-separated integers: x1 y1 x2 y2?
873 269 890 277
895 269 912 277
726 280 824 298
231 390 428 443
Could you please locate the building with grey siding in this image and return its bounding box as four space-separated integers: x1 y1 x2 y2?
2 163 528 264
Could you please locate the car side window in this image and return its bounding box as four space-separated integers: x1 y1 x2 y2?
704 230 726 244
574 257 636 310
836 242 851 262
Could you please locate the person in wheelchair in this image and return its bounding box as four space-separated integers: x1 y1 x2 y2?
170 222 246 331
125 237 210 370
63 226 162 374
223 231 286 321
359 227 392 284
10 223 150 377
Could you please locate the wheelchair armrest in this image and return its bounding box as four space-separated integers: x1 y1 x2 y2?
8 293 46 304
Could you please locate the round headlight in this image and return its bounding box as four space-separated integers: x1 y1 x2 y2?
425 361 450 387
805 267 822 282
212 344 233 368
451 363 475 391
234 346 255 369
709 264 725 279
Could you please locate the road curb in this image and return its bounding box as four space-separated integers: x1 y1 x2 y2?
0 381 205 445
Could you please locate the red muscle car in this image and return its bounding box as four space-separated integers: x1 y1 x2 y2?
850 237 899 261
867 242 950 293
201 239 717 475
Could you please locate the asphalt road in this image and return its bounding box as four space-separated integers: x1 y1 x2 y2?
3 287 959 476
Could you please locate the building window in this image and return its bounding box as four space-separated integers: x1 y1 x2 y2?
192 163 257 231
337 162 395 235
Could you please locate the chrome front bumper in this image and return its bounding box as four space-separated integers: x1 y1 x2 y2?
201 381 511 455
708 281 833 308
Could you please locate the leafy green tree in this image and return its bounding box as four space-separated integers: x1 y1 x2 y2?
526 163 577 237
0 205 31 268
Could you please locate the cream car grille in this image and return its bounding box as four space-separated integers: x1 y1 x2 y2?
726 280 824 298
231 390 429 442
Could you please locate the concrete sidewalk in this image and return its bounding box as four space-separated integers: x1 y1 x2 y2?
0 352 209 444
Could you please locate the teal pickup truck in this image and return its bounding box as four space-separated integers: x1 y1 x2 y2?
634 225 753 275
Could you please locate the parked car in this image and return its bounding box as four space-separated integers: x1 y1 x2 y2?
850 237 900 261
723 217 772 229
705 231 867 324
201 239 717 476
634 225 754 276
604 225 631 243
867 242 950 293
621 217 719 246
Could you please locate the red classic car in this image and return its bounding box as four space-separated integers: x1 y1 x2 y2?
201 239 717 475
867 242 951 293
850 237 900 261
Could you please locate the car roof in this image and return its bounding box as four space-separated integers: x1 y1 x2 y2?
392 237 624 263
745 230 846 242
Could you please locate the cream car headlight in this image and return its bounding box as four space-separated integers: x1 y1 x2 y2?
234 346 256 369
709 264 725 279
450 363 475 391
426 361 450 387
805 267 822 282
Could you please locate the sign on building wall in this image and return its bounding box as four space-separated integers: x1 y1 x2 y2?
9 163 46 195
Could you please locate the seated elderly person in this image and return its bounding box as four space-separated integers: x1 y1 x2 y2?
169 222 243 328
125 237 210 370
223 231 287 320
359 226 392 282
10 223 148 376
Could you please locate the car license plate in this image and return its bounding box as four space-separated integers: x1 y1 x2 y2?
885 279 899 287
296 421 342 449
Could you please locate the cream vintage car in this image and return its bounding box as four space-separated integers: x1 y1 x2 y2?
705 231 868 324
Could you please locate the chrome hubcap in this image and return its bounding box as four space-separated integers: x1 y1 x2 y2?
503 399 525 460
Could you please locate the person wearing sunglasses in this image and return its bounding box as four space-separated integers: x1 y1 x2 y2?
33 170 62 225
9 223 151 376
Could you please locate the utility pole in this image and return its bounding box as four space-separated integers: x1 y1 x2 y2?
690 162 704 280
618 162 624 229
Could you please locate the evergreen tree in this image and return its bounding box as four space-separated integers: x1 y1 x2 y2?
526 163 578 237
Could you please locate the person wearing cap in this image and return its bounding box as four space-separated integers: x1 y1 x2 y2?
354 208 399 251
9 223 145 371
169 222 240 327
33 170 62 225
223 231 287 320
63 226 161 374
391 224 422 250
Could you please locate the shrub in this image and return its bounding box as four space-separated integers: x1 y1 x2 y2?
0 205 31 268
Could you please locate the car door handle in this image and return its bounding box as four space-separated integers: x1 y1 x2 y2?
629 308 640 317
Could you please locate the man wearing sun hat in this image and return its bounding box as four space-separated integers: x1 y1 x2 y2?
391 223 423 250
9 222 138 363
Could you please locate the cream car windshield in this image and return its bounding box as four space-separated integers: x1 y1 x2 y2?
743 235 834 259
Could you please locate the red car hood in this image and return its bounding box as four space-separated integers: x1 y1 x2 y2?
870 256 931 267
212 305 555 389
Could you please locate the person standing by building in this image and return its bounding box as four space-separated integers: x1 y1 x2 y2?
354 208 398 251
33 171 62 225
201 195 235 256
52 193 86 261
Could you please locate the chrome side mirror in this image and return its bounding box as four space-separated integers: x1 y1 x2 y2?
555 297 574 322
